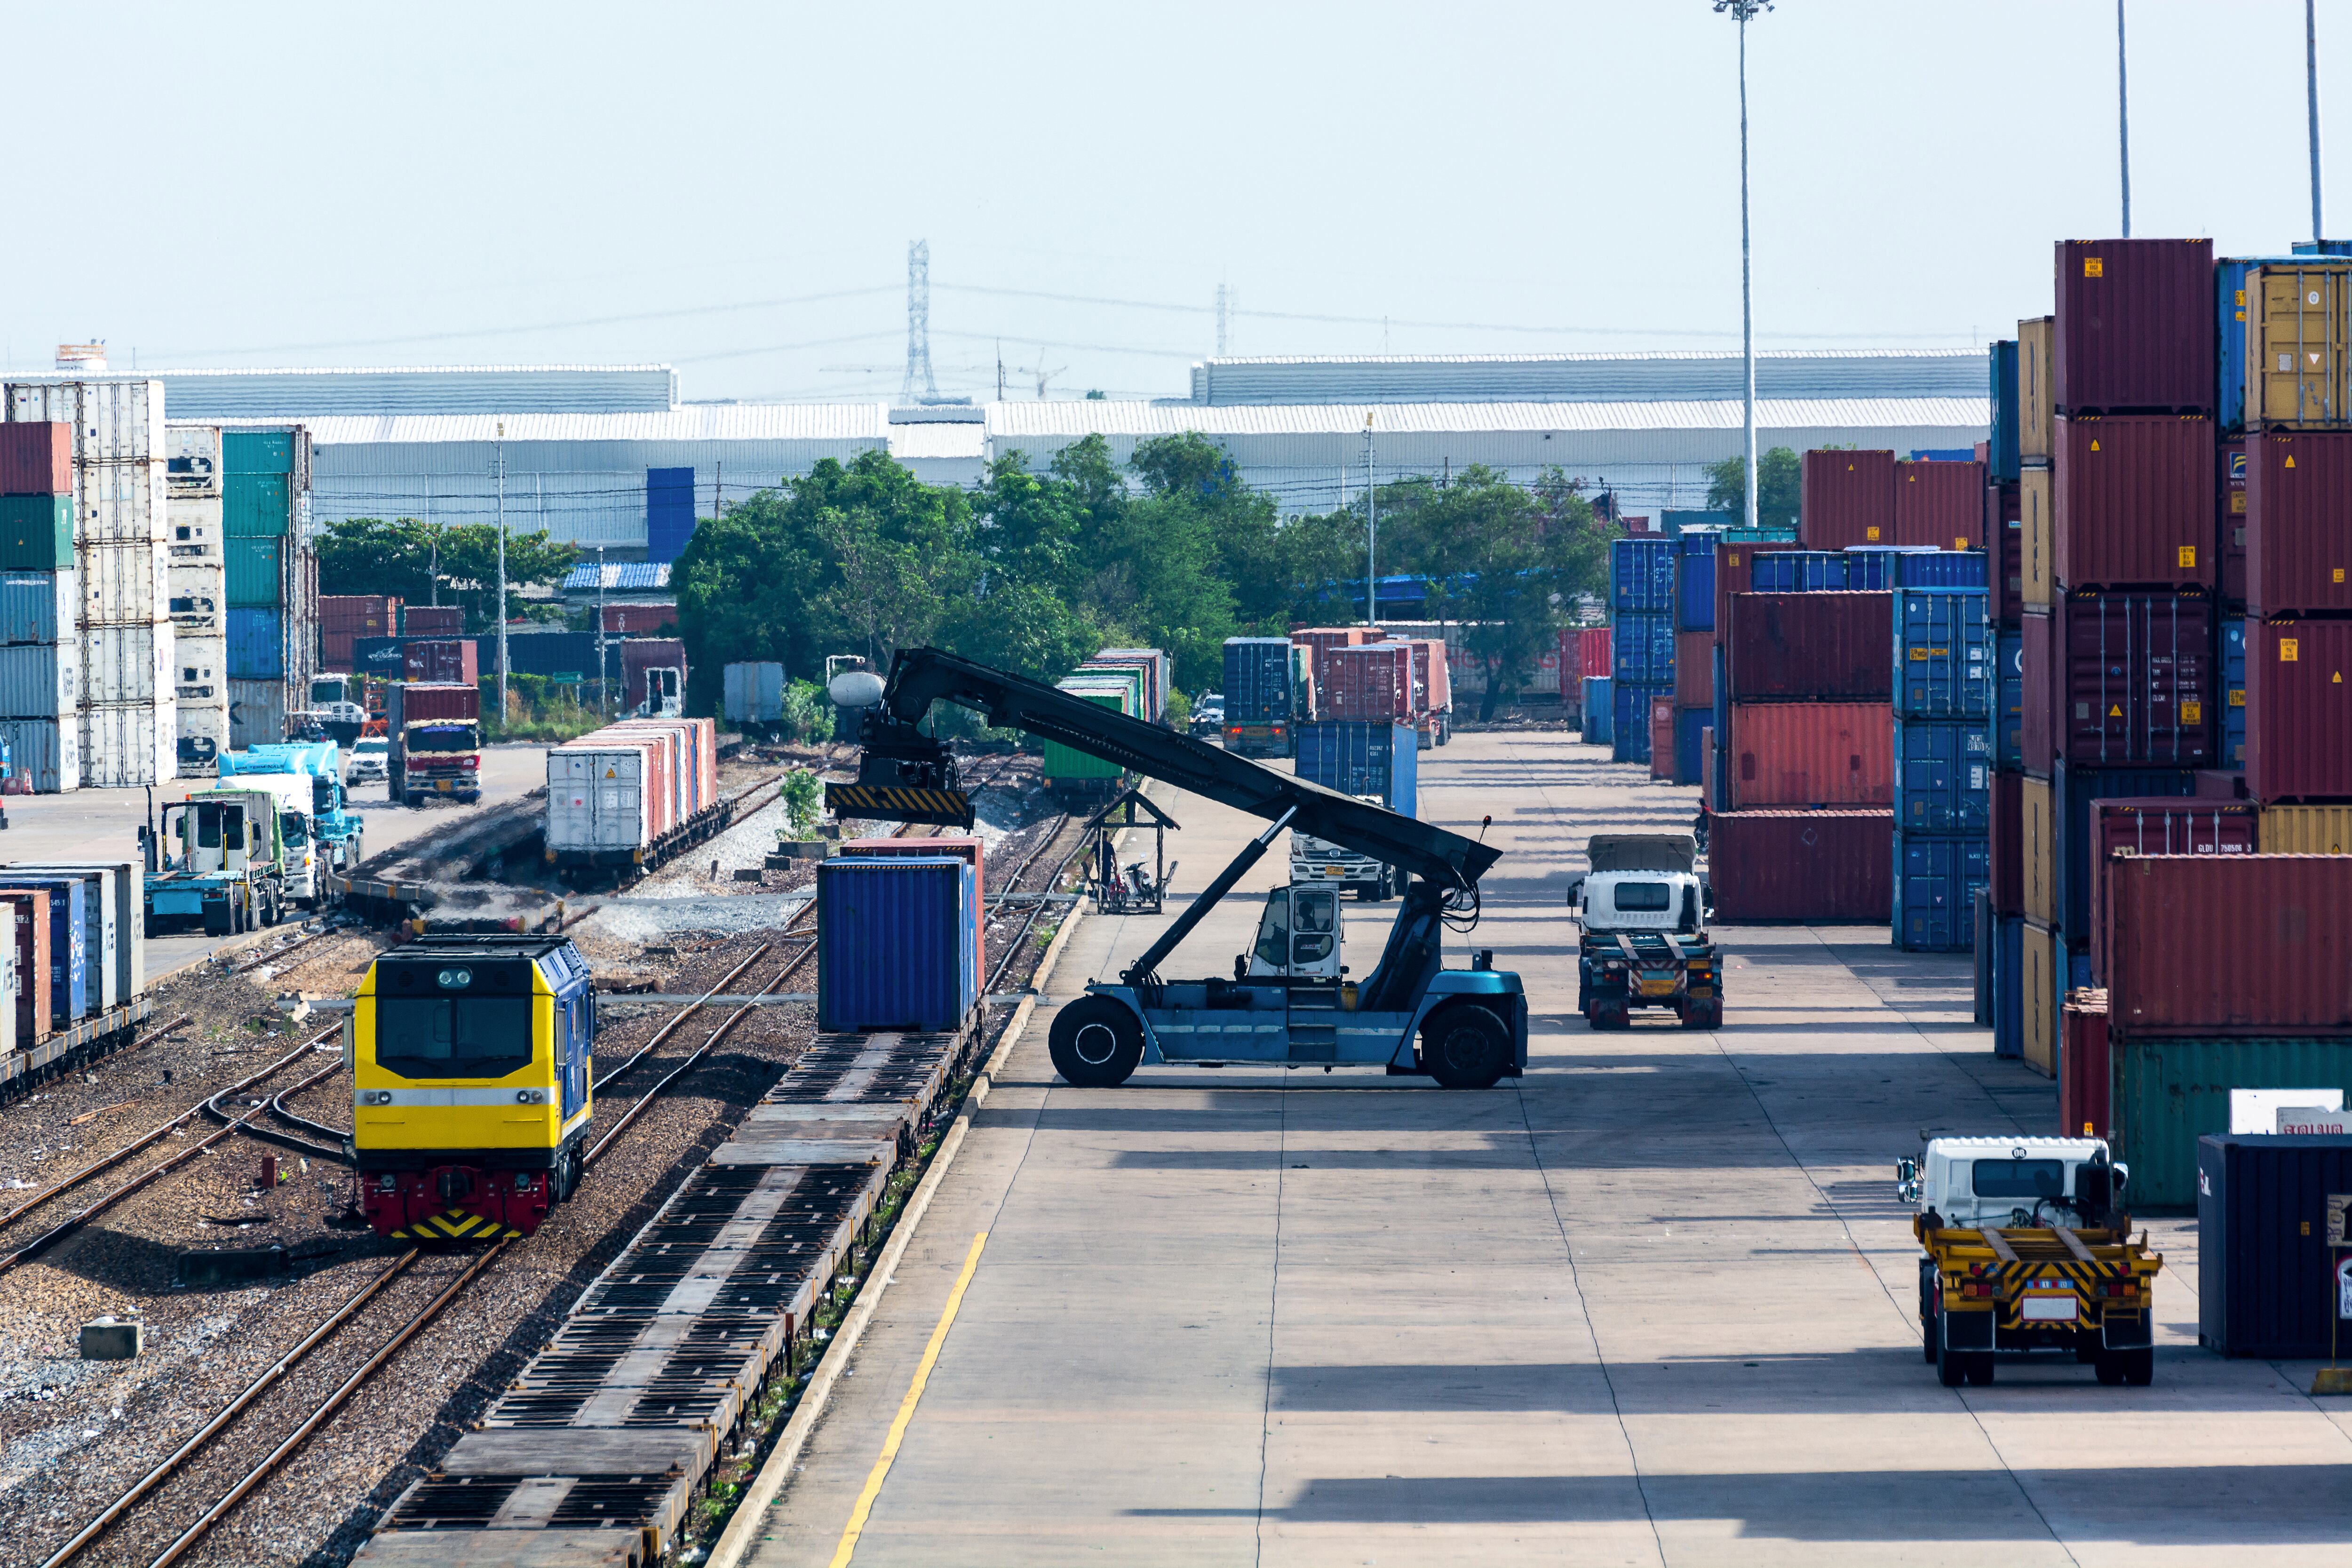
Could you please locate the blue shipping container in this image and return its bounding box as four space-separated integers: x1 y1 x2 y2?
1662 510 1736 535
646 466 696 565
1895 717 1991 835
1222 637 1292 726
1909 449 1977 462
1674 707 1707 787
816 857 977 1032
1989 339 2020 482
226 607 285 679
1895 589 1990 719
2221 618 2246 769
0 571 68 645
2050 761 2200 939
1991 915 2024 1056
1611 682 1661 765
1749 551 1848 592
1293 722 1417 816
0 874 86 1024
1676 542 1717 631
1610 537 1675 614
1612 612 1675 685
1582 677 1613 745
1894 833 1989 952
1995 628 2024 770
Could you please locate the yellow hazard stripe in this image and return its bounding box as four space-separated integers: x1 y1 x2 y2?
823 785 972 817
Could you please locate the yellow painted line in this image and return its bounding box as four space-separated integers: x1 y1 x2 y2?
827 1230 988 1567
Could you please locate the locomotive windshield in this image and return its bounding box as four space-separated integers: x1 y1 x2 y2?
375 995 533 1080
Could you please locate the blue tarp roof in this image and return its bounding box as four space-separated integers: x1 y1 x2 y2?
563 562 671 591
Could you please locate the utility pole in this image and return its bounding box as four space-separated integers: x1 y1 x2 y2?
1216 284 1229 356
2311 0 2327 243
997 339 1005 401
1364 413 1377 628
1715 0 1771 531
2117 0 2132 237
495 422 509 726
714 460 723 521
596 545 609 717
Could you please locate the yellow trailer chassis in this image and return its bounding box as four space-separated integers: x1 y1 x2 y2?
1915 1218 2162 1387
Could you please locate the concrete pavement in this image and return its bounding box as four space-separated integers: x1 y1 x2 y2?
740 729 2352 1568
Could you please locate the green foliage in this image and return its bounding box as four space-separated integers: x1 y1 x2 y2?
779 770 824 838
776 680 834 744
317 517 577 629
1702 446 1803 528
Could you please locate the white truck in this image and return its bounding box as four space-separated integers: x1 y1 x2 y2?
1897 1135 2161 1388
1568 834 1718 1028
1290 796 1401 902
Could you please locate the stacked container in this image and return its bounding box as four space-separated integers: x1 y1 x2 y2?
319 595 402 672
1086 648 1171 726
0 418 78 791
222 427 317 750
1607 536 1674 765
403 604 463 637
165 426 228 774
543 716 716 862
1042 669 1135 797
1891 587 1992 951
1799 449 1895 548
1663 530 1717 785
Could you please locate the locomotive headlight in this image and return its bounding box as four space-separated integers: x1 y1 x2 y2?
516 1089 546 1104
437 968 473 988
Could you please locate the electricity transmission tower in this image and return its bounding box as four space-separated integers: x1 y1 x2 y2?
902 239 938 403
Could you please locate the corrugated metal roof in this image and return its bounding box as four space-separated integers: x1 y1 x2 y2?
1188 350 1984 405
132 365 679 418
987 396 1989 437
281 405 890 446
888 422 988 460
564 562 672 590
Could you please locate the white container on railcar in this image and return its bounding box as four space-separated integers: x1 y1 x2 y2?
547 742 665 853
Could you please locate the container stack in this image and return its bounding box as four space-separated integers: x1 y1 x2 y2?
1891 585 1992 951
1665 530 1716 785
319 595 402 672
165 426 228 773
0 417 77 791
1607 536 1674 764
7 378 177 789
1984 338 2031 1054
222 428 318 749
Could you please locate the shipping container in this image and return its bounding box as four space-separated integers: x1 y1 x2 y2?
2222 257 2352 432
1675 533 1718 630
2197 1134 2352 1356
2259 804 2352 852
1609 537 1675 614
1748 550 1848 593
1894 588 1990 719
2019 608 2054 776
815 856 978 1034
547 740 672 854
0 495 72 571
404 638 478 685
1894 833 1989 952
1710 537 1806 639
1041 680 1132 789
1724 592 1893 702
81 623 170 706
1611 612 1675 687
1648 694 1674 782
1799 448 1895 549
1293 721 1416 814
2020 466 2054 606
723 661 787 725
1989 339 2020 481
1569 626 1612 683
2061 988 2110 1137
80 539 168 630
0 875 86 1025
1091 648 1172 725
1893 716 1989 835
840 836 986 1002
2018 317 2056 460
226 678 286 751
0 422 71 495
2081 797 2260 979
1322 643 1414 722
2244 616 2352 802
224 536 279 608
10 865 120 1011
1726 702 1893 808
1611 682 1660 765
2244 431 2352 614
222 429 297 476
2116 1041 2352 1209
7 380 162 466
621 637 686 714
1892 459 1985 549
1289 627 1367 697
318 595 401 637
1706 809 1892 923
68 448 164 549
0 643 75 719
1851 547 1988 592
1988 481 2025 624
2050 590 2216 766
2053 238 2217 414
1989 770 2024 914
2219 617 2246 769
2103 854 2352 1040
596 602 677 636
0 718 77 792
1582 677 1613 744
80 702 175 786
1994 627 2024 768
1674 709 1705 789
2020 773 2056 925
402 605 463 637
606 717 719 824
1992 914 2026 1056
0 889 49 1041
2051 762 2200 938
2220 438 2248 605
2022 919 2058 1075
1414 639 1451 718
2053 415 2217 590
0 570 72 646
1674 629 1711 709
224 472 289 538
226 606 283 679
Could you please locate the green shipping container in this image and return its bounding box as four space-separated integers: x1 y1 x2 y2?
226 536 282 607
224 472 290 537
2113 1037 2352 1210
0 495 72 570
1041 681 1133 785
222 430 295 475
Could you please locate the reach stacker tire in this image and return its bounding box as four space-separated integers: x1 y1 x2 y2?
1422 1004 1511 1090
1049 996 1144 1088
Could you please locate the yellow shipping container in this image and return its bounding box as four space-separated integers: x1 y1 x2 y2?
2258 804 2352 854
2022 919 2057 1078
2020 773 2057 925
2021 466 2054 605
2019 315 2055 460
2246 262 2352 428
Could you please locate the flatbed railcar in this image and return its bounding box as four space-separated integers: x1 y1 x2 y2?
0 998 155 1100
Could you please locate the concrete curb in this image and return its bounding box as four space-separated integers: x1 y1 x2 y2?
705 879 1090 1568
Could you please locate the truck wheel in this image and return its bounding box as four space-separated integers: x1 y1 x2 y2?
1422 1005 1511 1090
2094 1352 2126 1386
1918 1263 1940 1363
1936 1336 1967 1387
1968 1353 1995 1385
1049 996 1144 1088
2098 1347 2153 1386
203 902 230 938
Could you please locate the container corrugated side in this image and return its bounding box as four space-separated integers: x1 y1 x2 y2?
70 452 163 546
2052 762 2200 939
226 679 286 750
1799 448 1895 549
2245 431 2352 615
2020 772 2056 926
1675 545 1716 631
1710 538 1805 641
2022 919 2058 1075
2020 466 2055 606
1610 681 1656 765
1041 687 1128 785
2053 415 2217 590
2053 238 2217 414
0 497 72 572
1609 537 1675 613
1223 638 1292 725
81 624 171 706
1647 695 1674 782
2054 590 2216 767
815 857 976 1034
0 644 75 720
1893 833 1988 952
1989 340 2020 481
1893 717 1989 835
2060 989 2110 1137
0 423 71 495
78 702 174 786
2244 616 2352 802
547 744 650 852
1988 481 2025 624
2233 259 2352 431
2103 854 2352 1038
1292 722 1414 813
1611 612 1674 687
1895 589 1990 719
8 380 162 464
224 537 279 609
1706 809 1891 923
226 608 283 680
2019 608 2054 775
1674 629 1711 709
2082 798 2259 980
0 718 77 792
2118 1044 2352 1209
0 570 72 646
2196 1135 2352 1355
2258 804 2352 852
1726 702 1893 808
722 661 787 724
2019 317 2056 459
1990 770 2024 915
841 835 986 1002
1724 591 1893 702
1892 459 1985 549
1581 677 1613 743
223 472 289 539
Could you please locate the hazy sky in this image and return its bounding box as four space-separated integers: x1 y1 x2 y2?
1 1 2344 403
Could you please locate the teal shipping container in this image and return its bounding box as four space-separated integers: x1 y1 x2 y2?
1582 677 1613 744
1041 678 1132 789
226 537 281 608
224 472 290 537
222 430 296 475
2115 1038 2352 1210
0 496 72 572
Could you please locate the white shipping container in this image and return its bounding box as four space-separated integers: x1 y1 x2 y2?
227 677 285 749
177 692 227 772
167 560 222 634
6 378 163 464
0 570 74 646
81 622 172 705
79 540 169 626
175 633 224 702
167 494 222 567
0 717 77 792
74 456 164 546
166 425 221 498
0 643 77 719
547 747 652 852
79 702 175 786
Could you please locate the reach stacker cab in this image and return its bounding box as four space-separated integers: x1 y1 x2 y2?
830 648 1527 1089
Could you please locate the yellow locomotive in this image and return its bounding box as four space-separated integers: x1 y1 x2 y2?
351 935 597 1240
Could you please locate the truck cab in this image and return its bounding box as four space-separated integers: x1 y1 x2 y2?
148 788 289 935
398 717 483 803
1291 796 1399 902
1569 833 1719 1029
1898 1135 2130 1232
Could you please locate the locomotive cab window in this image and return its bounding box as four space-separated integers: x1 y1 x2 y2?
375 993 533 1080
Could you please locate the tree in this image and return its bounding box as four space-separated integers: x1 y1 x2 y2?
316 517 576 628
1702 445 1802 529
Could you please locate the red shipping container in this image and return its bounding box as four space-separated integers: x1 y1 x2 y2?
387 682 479 724
621 638 688 713
0 423 72 495
2245 616 2352 802
1893 459 1986 549
2059 990 2111 1139
1986 480 2024 624
1649 694 1674 781
1711 537 1805 645
1989 770 2024 915
1724 592 1893 702
1289 627 1367 698
1674 629 1712 708
2051 589 2216 767
1707 809 1893 923
2052 238 2217 414
403 638 478 685
318 595 400 637
319 633 355 673
0 889 50 1043
608 717 719 820
602 602 680 635
2219 436 2247 606
841 834 987 999
402 605 463 637
2052 414 2217 590
1571 626 1613 681
2244 431 2352 615
2080 797 2260 981
1322 644 1412 721
1416 640 1451 714
2102 854 2352 1037
1726 702 1894 808
2020 608 2055 776
1799 448 1895 549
